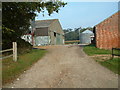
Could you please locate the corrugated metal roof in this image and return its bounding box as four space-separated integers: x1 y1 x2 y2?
35 19 57 28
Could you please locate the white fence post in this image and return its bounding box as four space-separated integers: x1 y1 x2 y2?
13 42 17 61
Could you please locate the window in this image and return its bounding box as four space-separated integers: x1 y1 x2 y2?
54 32 56 37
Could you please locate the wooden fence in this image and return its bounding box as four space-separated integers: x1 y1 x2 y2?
0 42 17 61
112 48 120 59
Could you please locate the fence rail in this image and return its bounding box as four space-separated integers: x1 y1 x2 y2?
0 48 13 53
0 42 17 61
112 48 120 59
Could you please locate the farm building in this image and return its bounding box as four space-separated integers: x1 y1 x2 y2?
93 11 120 49
21 19 64 46
79 30 94 44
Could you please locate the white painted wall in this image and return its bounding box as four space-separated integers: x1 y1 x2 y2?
34 36 51 46
21 35 32 45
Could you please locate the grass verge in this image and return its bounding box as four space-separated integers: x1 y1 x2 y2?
2 49 47 85
83 44 120 75
83 44 111 55
98 58 119 75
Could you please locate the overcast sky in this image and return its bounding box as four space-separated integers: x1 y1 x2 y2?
35 2 119 29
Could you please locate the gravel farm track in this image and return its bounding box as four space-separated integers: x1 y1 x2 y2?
3 45 118 88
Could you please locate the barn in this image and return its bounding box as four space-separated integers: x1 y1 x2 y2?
21 19 64 46
93 11 120 49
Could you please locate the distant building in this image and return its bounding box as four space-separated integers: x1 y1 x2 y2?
22 19 64 46
79 30 94 44
93 11 120 49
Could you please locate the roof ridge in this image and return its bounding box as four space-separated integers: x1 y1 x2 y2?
35 19 58 22
35 19 58 28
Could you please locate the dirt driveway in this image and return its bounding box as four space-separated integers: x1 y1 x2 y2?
4 45 118 88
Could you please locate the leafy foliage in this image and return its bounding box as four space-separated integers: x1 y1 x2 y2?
2 1 67 50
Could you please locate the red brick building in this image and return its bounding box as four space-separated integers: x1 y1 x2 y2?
94 11 120 49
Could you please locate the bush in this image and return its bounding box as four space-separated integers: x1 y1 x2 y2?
17 38 32 54
2 38 32 55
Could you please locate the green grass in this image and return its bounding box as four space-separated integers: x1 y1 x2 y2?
83 44 120 75
2 49 47 85
83 45 112 55
99 58 120 75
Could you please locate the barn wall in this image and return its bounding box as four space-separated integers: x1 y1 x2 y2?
34 36 50 46
48 20 64 45
95 11 119 49
56 34 63 45
48 31 55 45
35 27 48 36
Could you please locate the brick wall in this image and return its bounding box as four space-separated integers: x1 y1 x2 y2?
95 11 120 49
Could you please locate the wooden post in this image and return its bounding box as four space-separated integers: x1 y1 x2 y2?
13 42 14 61
112 48 114 59
13 42 17 61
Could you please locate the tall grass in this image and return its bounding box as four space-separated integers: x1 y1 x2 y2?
2 49 47 85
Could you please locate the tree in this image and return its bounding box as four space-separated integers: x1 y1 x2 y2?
63 28 79 41
2 1 67 49
63 27 93 41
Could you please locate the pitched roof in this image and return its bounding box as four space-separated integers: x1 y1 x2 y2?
82 30 93 34
35 19 58 28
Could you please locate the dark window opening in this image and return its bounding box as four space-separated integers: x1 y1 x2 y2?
28 30 31 34
54 32 56 37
